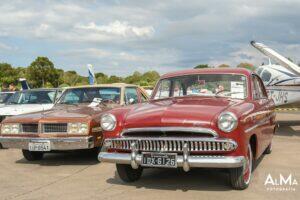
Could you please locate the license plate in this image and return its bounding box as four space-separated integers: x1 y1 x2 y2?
28 141 51 152
141 152 177 168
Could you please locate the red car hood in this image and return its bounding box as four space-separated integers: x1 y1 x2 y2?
123 97 239 128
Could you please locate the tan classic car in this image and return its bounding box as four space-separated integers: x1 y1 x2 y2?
0 83 149 161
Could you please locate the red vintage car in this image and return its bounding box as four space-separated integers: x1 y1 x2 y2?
98 68 276 190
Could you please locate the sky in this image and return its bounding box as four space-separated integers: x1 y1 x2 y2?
1 0 300 76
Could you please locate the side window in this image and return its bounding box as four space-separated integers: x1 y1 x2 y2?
257 77 268 98
139 90 148 102
47 91 56 103
256 67 263 76
64 92 80 103
55 90 63 101
28 93 38 103
253 75 267 99
154 79 171 99
125 87 138 104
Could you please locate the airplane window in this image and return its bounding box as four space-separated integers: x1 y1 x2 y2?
256 68 263 76
261 70 271 82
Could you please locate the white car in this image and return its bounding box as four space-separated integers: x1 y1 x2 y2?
0 92 15 107
0 89 62 122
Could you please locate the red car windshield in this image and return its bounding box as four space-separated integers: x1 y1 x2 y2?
153 74 247 100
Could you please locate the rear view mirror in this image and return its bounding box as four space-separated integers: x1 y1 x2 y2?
129 98 135 104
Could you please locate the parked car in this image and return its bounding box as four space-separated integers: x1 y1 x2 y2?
0 89 62 123
98 68 276 190
0 84 149 160
0 91 15 107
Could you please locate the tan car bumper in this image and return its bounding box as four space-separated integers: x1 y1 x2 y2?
0 136 94 150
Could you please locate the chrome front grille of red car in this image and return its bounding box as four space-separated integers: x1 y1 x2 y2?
105 137 237 152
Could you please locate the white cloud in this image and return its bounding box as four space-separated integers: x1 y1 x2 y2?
75 21 154 38
1 0 300 75
59 48 111 58
0 42 17 51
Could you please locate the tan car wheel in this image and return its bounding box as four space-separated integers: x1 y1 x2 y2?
22 150 44 161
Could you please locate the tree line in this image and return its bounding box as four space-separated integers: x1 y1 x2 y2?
0 57 160 89
0 56 256 89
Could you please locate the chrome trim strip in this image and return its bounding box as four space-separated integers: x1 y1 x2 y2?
121 127 218 138
245 118 270 133
106 136 235 142
99 152 246 169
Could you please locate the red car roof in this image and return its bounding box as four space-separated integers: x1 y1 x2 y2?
160 68 253 79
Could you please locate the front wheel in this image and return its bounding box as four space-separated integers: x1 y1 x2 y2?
264 143 272 154
116 164 143 182
230 144 253 190
22 150 44 161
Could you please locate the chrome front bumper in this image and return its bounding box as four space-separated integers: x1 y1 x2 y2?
0 136 94 150
99 137 245 172
99 152 246 172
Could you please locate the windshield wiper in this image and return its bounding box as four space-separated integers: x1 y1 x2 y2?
59 102 79 105
215 91 244 98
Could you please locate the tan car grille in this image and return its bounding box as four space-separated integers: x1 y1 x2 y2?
42 123 68 133
21 124 38 133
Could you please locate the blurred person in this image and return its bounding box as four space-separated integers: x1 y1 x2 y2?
9 83 19 91
215 84 225 93
1 83 9 92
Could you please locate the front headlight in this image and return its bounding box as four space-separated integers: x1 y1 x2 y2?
100 114 116 131
218 112 238 133
67 123 88 134
1 123 20 134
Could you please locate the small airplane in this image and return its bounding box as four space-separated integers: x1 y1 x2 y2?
251 41 300 106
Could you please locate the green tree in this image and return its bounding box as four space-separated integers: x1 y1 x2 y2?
95 72 108 84
107 75 123 83
141 71 160 86
63 71 80 86
237 63 255 71
194 64 210 69
218 64 230 68
125 71 142 84
0 63 18 85
27 57 59 87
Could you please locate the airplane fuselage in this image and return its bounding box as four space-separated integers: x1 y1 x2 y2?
256 65 300 106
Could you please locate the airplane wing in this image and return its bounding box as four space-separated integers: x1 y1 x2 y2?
250 41 300 75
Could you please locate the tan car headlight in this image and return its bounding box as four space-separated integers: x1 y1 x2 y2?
67 123 88 134
100 114 116 131
218 112 238 133
1 123 20 134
